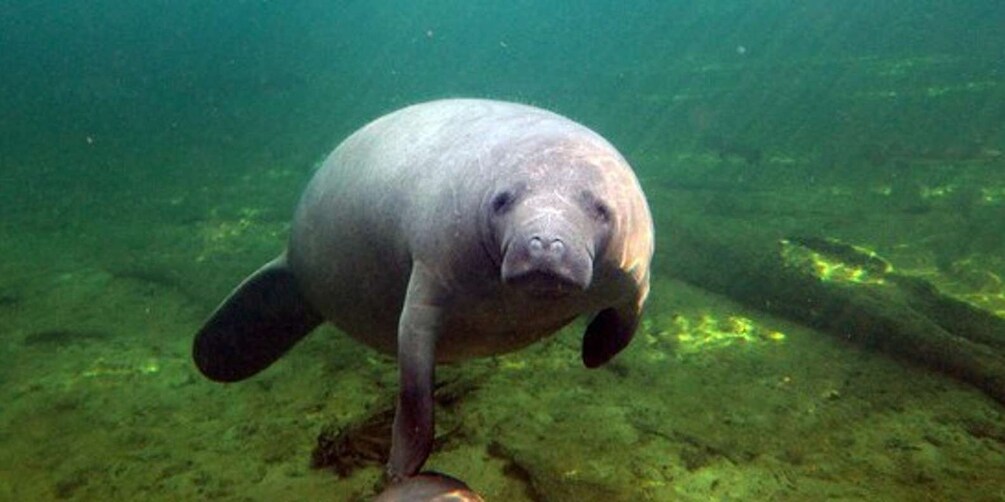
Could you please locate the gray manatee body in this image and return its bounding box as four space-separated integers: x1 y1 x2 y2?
193 98 654 492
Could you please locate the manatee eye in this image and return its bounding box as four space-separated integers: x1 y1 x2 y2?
593 201 612 224
581 190 612 224
491 190 515 215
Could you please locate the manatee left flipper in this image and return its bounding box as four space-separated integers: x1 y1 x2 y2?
582 300 642 368
193 255 323 382
388 261 445 481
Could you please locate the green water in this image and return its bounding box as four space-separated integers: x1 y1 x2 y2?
2 1 1004 500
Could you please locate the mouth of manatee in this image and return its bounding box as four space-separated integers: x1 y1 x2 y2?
503 268 586 297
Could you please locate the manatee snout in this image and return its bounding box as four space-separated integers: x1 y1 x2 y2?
501 225 593 295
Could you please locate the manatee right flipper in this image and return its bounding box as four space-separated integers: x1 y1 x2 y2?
193 255 322 382
581 300 642 368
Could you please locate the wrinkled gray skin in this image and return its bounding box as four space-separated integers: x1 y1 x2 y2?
193 99 654 495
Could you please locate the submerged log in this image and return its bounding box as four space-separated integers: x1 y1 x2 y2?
657 219 1005 405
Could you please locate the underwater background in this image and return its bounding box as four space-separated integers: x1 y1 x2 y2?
1 1 1004 500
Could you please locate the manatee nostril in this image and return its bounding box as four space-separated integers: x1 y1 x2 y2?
529 237 544 252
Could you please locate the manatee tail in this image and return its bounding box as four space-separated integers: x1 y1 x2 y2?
193 255 323 382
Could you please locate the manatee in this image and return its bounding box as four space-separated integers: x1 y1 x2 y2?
193 98 654 496
373 472 484 502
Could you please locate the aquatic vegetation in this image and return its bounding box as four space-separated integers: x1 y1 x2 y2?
643 313 786 358
781 236 891 285
22 329 111 348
